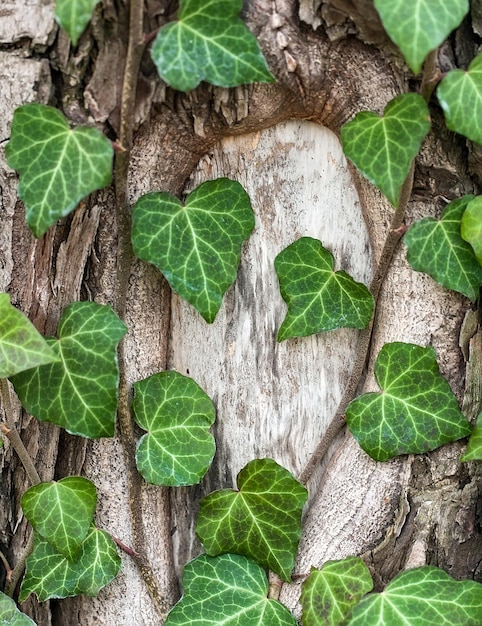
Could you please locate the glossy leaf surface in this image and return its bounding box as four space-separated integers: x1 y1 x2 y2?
55 0 101 45
461 412 482 461
165 553 297 626
151 0 274 91
341 94 430 206
275 237 374 341
374 0 469 73
0 293 58 378
21 477 97 561
134 371 216 486
11 302 127 438
132 178 255 323
346 566 482 625
196 458 308 581
19 528 121 602
405 196 482 301
438 53 482 146
301 557 373 626
0 591 36 625
461 195 482 265
6 104 113 237
346 342 471 461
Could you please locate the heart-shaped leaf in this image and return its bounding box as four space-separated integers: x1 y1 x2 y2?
6 104 113 237
11 302 127 438
165 553 297 626
55 0 101 45
21 477 97 561
461 411 482 461
374 0 469 73
461 195 482 265
19 528 121 602
301 557 373 626
275 237 374 341
196 458 308 581
132 178 255 323
341 94 430 206
150 0 275 92
346 342 471 462
0 591 37 626
0 293 58 378
346 566 482 625
437 52 482 146
133 371 216 486
405 196 482 301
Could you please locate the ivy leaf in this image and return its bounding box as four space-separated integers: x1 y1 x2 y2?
165 553 297 626
0 591 37 625
300 557 373 626
133 371 216 486
437 53 482 146
21 477 97 562
132 178 255 323
346 566 482 625
373 0 469 74
196 458 308 582
341 94 430 206
11 302 127 438
461 195 482 265
6 104 113 238
275 237 374 341
55 0 101 45
19 528 121 602
346 342 471 462
461 412 482 461
404 196 482 301
0 293 58 378
150 0 275 92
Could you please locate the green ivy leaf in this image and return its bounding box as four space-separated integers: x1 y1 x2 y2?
133 371 216 486
461 195 482 265
11 302 127 438
19 528 121 602
300 557 373 626
346 342 471 462
132 178 255 323
196 458 308 582
150 0 275 92
404 196 482 301
0 591 37 625
6 104 113 238
373 0 469 74
275 237 374 341
0 293 58 378
346 566 482 625
341 94 430 206
437 53 482 146
165 553 297 626
461 412 482 461
55 0 101 45
21 477 97 562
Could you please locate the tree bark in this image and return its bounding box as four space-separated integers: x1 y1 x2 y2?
1 1 481 624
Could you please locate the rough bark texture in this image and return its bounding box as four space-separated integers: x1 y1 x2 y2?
1 1 481 624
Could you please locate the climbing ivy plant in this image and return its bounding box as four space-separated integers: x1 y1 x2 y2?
1 0 482 624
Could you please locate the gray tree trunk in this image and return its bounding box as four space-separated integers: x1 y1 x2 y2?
1 1 481 624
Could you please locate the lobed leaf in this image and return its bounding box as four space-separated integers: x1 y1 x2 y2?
301 557 373 626
341 93 430 206
437 52 482 146
0 591 37 625
461 412 482 461
11 302 127 438
275 237 374 341
461 195 482 265
405 196 482 301
55 0 101 45
196 458 308 581
6 104 113 238
374 0 469 74
133 371 216 486
346 342 471 462
132 178 255 323
0 293 58 378
21 477 97 562
151 0 275 92
165 553 297 626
